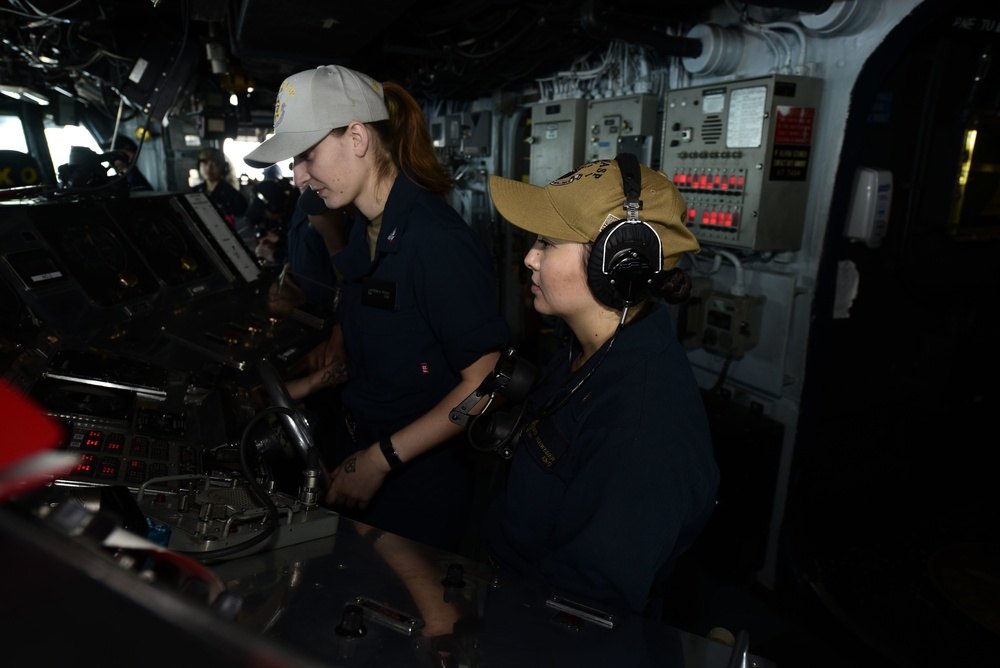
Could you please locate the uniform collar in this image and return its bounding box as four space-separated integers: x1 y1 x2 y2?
371 170 421 255
334 171 421 280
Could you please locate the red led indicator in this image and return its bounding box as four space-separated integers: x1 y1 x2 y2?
83 430 102 450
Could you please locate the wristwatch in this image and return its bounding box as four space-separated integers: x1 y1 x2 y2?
379 436 404 471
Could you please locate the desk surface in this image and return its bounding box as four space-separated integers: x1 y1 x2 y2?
212 517 775 668
1 493 776 668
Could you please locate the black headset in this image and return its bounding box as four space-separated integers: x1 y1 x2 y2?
199 148 230 177
450 348 537 458
586 152 663 310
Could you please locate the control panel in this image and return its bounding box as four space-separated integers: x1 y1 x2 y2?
529 99 588 186
19 346 215 490
585 94 659 164
0 192 257 338
661 75 822 251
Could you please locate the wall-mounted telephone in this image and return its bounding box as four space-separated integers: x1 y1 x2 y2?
844 167 893 248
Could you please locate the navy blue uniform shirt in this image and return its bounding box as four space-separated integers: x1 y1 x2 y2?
333 172 510 433
483 302 719 614
285 205 339 307
328 172 509 550
191 180 248 225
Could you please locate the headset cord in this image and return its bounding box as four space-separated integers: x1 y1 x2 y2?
535 305 629 420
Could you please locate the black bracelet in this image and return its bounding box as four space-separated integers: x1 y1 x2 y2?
379 436 404 471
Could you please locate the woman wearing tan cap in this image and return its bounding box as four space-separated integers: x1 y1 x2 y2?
480 154 719 616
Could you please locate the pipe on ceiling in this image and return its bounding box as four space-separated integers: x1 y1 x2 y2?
579 0 704 59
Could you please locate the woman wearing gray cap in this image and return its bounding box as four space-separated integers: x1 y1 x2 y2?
245 65 509 551
481 154 719 616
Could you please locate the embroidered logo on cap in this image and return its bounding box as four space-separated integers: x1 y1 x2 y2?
550 159 612 186
274 80 295 129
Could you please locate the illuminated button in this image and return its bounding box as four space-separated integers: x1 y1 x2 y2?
105 433 125 453
130 435 149 457
82 430 103 451
737 175 745 188
97 458 119 480
76 453 97 477
725 212 733 227
713 174 722 189
125 459 147 483
699 174 708 188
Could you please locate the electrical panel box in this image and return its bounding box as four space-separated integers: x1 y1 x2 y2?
702 292 766 357
585 94 659 164
661 75 823 251
529 99 587 186
430 112 492 155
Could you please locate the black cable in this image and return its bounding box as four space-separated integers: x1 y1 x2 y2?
174 405 295 562
534 313 626 420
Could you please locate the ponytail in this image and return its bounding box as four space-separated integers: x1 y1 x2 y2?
368 81 454 197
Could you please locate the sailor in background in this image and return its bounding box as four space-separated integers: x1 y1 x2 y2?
191 147 248 228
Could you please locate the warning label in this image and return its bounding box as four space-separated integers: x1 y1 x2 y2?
770 106 815 181
770 145 811 181
773 106 815 144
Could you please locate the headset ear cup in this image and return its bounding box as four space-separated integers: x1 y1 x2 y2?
468 410 519 452
486 411 519 444
588 222 661 309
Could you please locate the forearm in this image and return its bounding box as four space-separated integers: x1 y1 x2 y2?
367 351 501 472
286 361 347 401
324 350 501 509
